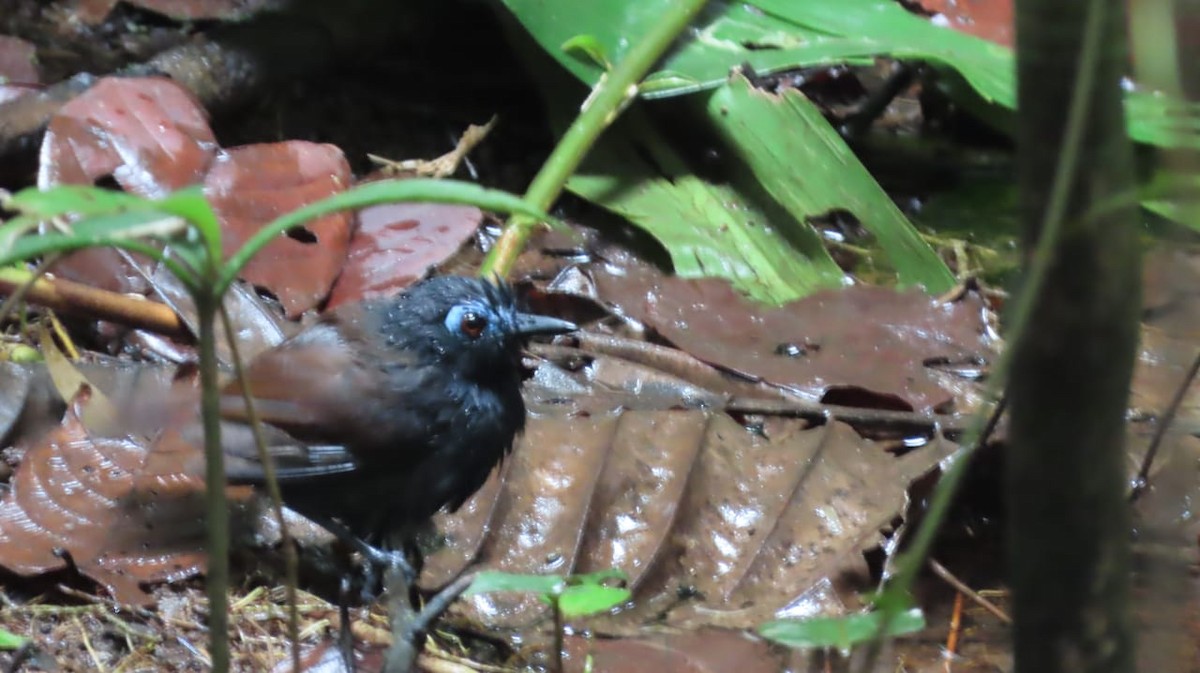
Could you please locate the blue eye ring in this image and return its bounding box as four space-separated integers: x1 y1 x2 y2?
446 304 490 339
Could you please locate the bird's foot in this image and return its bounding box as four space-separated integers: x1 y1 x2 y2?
359 544 417 603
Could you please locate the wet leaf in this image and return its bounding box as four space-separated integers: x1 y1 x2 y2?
0 395 196 604
562 628 784 673
566 107 844 304
206 141 354 317
423 349 957 638
582 261 992 413
325 202 482 309
37 77 217 294
40 77 216 198
502 0 1180 147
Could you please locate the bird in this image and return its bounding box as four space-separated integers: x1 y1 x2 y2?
212 276 576 569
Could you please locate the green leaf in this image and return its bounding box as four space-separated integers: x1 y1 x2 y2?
0 211 181 266
568 106 845 304
706 76 954 292
758 608 925 654
0 215 41 255
157 186 221 243
565 568 628 586
501 0 1191 148
464 571 564 597
558 584 631 618
562 34 611 70
6 185 153 218
0 627 28 650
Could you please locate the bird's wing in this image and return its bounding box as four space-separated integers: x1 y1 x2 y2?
216 321 429 483
218 323 380 443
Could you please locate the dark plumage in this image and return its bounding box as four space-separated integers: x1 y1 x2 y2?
216 276 575 547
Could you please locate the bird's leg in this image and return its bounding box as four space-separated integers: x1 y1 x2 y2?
305 513 419 592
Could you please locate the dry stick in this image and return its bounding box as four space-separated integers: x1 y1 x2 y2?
1129 347 1200 502
219 302 301 673
944 591 963 669
0 267 188 339
927 559 1012 625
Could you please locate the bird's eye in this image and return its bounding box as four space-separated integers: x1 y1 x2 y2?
459 311 489 339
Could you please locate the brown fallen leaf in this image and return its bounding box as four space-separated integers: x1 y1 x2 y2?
325 201 483 309
206 141 353 317
0 388 257 606
565 260 994 414
39 76 217 295
420 349 956 644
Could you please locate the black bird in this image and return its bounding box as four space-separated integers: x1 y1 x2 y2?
214 275 575 570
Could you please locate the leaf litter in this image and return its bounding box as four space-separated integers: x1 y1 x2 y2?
2 32 1193 673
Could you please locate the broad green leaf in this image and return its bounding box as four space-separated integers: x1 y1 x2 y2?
501 0 1190 148
465 571 564 597
758 608 925 654
568 106 845 303
707 76 953 292
558 584 631 618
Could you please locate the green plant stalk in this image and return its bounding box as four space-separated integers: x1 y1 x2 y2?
196 291 230 673
481 0 710 278
220 303 300 673
857 0 1108 668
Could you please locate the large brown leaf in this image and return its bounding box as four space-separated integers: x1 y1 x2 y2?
561 261 994 414
419 351 957 642
0 394 202 604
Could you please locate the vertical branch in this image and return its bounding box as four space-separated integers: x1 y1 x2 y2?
1008 1 1140 672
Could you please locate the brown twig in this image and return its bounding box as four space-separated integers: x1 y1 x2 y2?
0 267 188 339
927 559 1012 625
1130 348 1200 501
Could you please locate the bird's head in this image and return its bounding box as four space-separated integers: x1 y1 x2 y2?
378 276 575 380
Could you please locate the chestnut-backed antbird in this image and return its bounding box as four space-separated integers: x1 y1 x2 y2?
214 276 575 577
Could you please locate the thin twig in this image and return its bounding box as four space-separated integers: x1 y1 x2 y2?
927 559 1012 625
1130 348 1200 501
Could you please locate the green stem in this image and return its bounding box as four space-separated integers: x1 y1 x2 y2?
480 0 709 278
219 302 300 673
196 292 230 673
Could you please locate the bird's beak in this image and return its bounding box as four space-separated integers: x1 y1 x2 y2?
513 312 577 336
